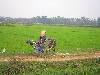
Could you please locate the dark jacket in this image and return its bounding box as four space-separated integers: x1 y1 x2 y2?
39 36 47 43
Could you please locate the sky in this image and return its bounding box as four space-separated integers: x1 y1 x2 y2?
0 0 100 19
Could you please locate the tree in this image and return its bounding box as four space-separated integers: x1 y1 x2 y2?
97 17 100 26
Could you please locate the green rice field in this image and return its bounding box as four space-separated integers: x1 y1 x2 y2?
0 24 100 75
0 24 100 56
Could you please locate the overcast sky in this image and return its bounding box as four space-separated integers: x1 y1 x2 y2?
0 0 100 19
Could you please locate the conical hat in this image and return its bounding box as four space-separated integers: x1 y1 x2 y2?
40 30 46 36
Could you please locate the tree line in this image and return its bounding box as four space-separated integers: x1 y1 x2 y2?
0 16 100 26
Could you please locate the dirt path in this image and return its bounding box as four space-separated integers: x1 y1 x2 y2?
0 52 100 62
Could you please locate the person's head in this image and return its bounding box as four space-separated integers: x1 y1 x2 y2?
41 30 46 37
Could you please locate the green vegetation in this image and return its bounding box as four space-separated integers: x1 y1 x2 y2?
0 16 100 26
0 58 100 75
0 24 100 75
0 24 100 57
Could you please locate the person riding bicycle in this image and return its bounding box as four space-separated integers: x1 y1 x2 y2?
33 30 47 56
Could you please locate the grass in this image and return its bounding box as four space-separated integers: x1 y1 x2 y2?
0 24 100 57
0 58 100 75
